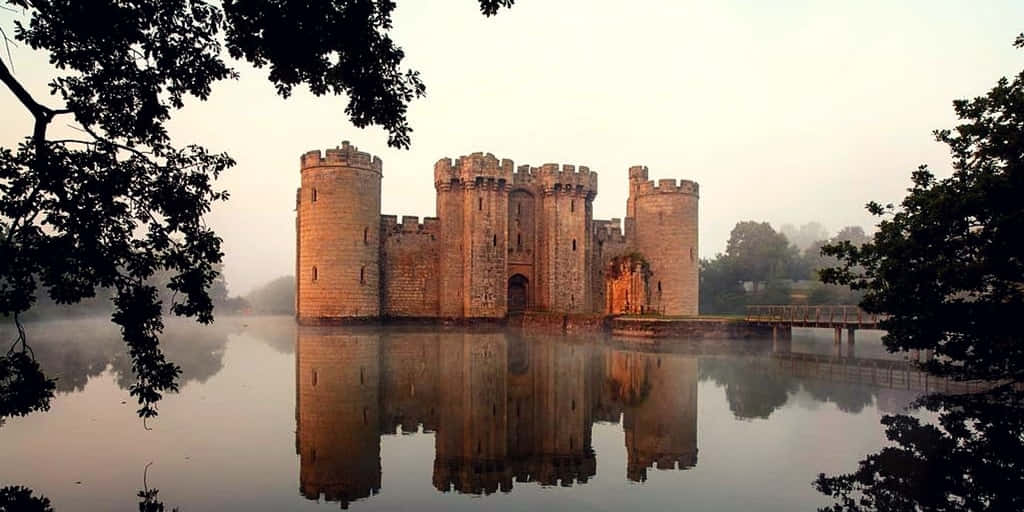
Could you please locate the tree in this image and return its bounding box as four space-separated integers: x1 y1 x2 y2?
0 0 515 420
724 221 793 291
831 226 869 246
816 34 1024 511
780 221 829 251
245 275 296 315
699 256 746 314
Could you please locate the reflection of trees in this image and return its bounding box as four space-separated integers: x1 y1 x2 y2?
0 317 238 394
816 388 1024 512
801 381 874 415
700 357 882 418
699 358 797 419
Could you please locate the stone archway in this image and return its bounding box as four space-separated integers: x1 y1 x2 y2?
508 274 529 313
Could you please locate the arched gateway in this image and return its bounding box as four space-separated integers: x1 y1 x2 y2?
508 274 529 313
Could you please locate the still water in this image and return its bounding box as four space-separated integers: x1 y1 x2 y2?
0 316 920 511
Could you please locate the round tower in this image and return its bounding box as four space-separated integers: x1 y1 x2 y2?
297 141 382 322
632 177 699 316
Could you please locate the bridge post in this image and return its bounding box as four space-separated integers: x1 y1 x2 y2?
847 328 856 345
834 327 842 344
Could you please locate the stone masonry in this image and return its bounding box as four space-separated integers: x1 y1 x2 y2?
296 142 699 322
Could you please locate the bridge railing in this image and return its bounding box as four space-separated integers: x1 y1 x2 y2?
745 305 884 327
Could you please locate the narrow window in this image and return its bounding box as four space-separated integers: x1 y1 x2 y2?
364 227 369 244
360 366 365 385
690 247 694 262
363 407 368 425
571 199 575 212
312 266 318 281
517 233 522 250
571 399 576 411
493 234 497 246
312 188 317 202
312 370 318 387
658 281 662 293
572 239 577 251
360 266 365 284
479 197 483 211
492 403 497 417
517 203 522 216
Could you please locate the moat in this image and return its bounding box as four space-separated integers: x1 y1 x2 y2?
0 316 921 511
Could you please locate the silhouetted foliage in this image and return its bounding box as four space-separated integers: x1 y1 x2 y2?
821 36 1024 383
0 0 513 420
0 351 54 419
816 34 1024 511
0 486 53 512
815 388 1024 512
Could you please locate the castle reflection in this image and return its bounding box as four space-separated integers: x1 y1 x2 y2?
295 327 700 508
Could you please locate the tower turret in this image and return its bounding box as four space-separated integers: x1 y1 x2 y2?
434 153 513 318
629 173 699 315
296 141 382 321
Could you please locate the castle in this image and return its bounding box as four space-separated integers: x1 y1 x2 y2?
295 141 699 322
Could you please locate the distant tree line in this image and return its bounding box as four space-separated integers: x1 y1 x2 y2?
14 273 297 321
699 221 870 315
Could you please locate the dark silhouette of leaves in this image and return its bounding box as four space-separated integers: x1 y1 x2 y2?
0 0 513 421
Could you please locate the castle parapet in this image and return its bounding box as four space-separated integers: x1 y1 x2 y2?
381 214 440 236
534 163 598 198
635 178 699 198
301 140 383 173
434 152 514 189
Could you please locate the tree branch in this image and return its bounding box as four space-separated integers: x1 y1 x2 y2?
0 55 45 118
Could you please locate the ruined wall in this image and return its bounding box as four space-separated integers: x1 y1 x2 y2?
605 255 651 315
297 142 382 321
592 218 629 313
296 327 381 507
380 215 440 318
631 176 699 316
435 153 513 318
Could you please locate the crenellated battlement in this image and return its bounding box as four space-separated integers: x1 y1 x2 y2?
628 165 649 182
593 218 626 243
434 152 514 189
512 162 598 197
634 178 699 198
301 140 383 173
381 214 440 236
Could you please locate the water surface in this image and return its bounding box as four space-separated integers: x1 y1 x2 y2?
0 316 919 511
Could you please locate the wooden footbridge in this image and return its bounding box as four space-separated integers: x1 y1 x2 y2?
745 305 886 344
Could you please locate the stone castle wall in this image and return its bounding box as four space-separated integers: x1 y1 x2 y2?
296 143 699 321
380 216 441 318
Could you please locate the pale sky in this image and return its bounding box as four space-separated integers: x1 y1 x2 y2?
2 1 1023 295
